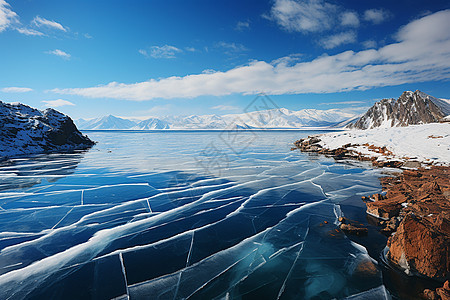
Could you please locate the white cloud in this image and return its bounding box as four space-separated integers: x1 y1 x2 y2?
215 41 248 54
235 21 250 31
15 27 44 36
364 9 390 24
32 16 67 32
319 100 366 105
271 53 302 66
269 0 337 33
212 105 241 112
1 86 33 93
184 47 196 52
0 0 17 32
51 10 450 101
46 49 71 59
362 40 377 49
42 99 75 107
320 31 356 49
340 11 359 27
139 45 182 59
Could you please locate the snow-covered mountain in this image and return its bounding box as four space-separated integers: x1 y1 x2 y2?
132 118 170 130
349 90 450 129
0 101 94 158
75 108 358 130
76 115 137 130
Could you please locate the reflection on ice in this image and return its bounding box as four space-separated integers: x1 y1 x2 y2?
0 131 388 299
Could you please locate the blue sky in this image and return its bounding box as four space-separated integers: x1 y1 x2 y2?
1 0 449 119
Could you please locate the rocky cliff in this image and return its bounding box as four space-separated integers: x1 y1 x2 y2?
349 90 450 129
0 101 94 159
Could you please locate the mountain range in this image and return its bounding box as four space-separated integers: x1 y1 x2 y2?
75 108 358 130
75 90 449 130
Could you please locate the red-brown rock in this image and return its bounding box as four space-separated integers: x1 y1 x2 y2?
387 214 450 281
436 280 450 300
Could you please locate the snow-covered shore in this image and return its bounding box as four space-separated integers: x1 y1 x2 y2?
303 123 450 166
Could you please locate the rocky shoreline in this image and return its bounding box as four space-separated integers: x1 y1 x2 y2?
293 135 450 299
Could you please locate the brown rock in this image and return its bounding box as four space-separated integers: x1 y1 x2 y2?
371 193 385 201
366 198 403 219
340 223 368 235
437 286 450 300
387 214 450 280
423 289 438 300
353 260 378 276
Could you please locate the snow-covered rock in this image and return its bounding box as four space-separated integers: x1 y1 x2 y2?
0 101 94 159
316 123 450 166
349 90 450 129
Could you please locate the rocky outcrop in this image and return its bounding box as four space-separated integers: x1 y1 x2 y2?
0 101 94 158
293 136 406 168
349 90 450 129
364 167 450 282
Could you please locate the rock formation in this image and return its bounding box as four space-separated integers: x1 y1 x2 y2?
349 90 450 129
365 167 450 282
0 101 94 158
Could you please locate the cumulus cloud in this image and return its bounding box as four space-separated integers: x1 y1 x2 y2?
0 0 17 32
42 99 75 107
268 0 338 33
46 49 71 59
139 45 182 59
364 9 390 24
340 11 359 27
1 86 33 93
32 16 67 32
320 31 357 49
51 10 450 101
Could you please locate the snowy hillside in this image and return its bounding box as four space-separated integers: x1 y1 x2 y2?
0 101 94 158
349 90 450 129
75 108 358 130
315 123 450 166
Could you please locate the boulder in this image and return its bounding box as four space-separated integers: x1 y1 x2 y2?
387 214 449 281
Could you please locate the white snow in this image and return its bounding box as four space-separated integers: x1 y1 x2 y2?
316 123 450 165
75 108 358 130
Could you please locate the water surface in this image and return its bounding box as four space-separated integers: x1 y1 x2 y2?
0 130 390 299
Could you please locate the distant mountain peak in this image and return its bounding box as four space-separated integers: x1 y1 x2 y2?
349 90 449 129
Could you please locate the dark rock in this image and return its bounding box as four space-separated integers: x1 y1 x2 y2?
0 101 94 158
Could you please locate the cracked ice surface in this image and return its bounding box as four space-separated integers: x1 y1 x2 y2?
0 131 389 299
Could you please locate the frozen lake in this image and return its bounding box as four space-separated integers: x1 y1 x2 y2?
0 130 390 299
